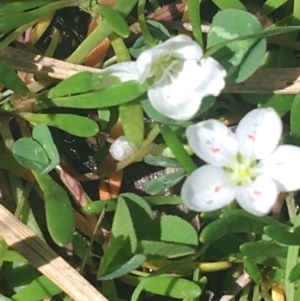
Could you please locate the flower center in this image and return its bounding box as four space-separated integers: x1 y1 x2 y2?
238 165 250 178
151 55 181 85
227 154 261 186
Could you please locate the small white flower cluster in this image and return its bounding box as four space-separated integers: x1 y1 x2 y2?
107 35 300 216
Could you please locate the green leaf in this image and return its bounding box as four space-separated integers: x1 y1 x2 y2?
207 9 266 83
47 71 102 98
0 61 29 96
49 80 149 109
32 124 59 174
21 113 99 137
119 101 144 148
243 256 262 284
211 0 246 10
12 138 50 171
264 224 300 245
261 0 288 15
267 268 285 283
289 264 300 282
125 275 202 299
200 209 282 244
291 94 300 138
0 0 54 15
244 94 294 116
2 250 28 263
240 241 288 258
0 1 69 34
144 155 181 168
145 171 185 195
121 194 154 241
33 171 74 246
93 5 130 38
111 196 138 251
139 240 196 258
11 275 61 301
160 216 198 245
99 253 146 280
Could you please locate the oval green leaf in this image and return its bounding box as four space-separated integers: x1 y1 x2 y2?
289 264 300 282
240 241 288 258
264 224 300 245
47 71 102 98
128 275 202 299
12 138 49 171
21 113 99 137
140 240 196 258
207 9 266 83
145 170 185 195
33 171 74 246
119 101 144 148
49 80 149 109
32 124 59 174
243 256 262 284
93 5 130 37
0 0 53 15
161 215 197 245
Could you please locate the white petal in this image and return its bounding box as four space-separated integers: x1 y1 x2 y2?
235 108 282 160
100 62 138 88
160 34 203 60
136 35 203 83
147 60 207 120
195 57 227 99
109 136 134 161
181 165 236 212
259 145 300 191
235 176 278 216
186 120 238 166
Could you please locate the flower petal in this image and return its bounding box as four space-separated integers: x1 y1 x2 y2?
186 120 238 166
195 57 227 99
136 35 203 83
148 60 211 120
100 62 138 88
109 136 134 161
235 108 282 160
258 145 300 191
181 165 236 212
235 176 278 216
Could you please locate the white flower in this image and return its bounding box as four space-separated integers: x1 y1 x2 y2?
101 35 226 121
109 136 161 161
181 108 300 216
109 136 135 161
136 35 226 121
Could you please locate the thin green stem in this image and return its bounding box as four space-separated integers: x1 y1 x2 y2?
187 0 203 48
109 33 131 62
138 0 156 47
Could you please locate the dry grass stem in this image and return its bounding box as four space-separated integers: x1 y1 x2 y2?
0 204 108 301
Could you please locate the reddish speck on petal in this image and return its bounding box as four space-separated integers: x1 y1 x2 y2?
212 147 220 153
253 190 261 196
214 185 221 193
248 134 255 141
